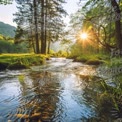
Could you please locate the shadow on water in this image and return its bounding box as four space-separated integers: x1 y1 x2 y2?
0 58 120 122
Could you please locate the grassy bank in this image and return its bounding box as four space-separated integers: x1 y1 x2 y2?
0 53 49 70
69 53 122 79
68 54 109 65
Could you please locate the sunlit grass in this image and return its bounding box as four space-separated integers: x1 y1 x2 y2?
18 75 25 83
0 53 49 70
72 53 108 65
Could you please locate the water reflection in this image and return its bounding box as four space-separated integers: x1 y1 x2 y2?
0 58 115 122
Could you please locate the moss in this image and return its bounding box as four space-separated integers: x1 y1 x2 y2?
86 59 104 65
74 59 86 62
73 56 104 65
69 53 109 65
74 56 88 62
0 54 49 71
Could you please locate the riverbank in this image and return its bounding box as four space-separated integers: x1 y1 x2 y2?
68 54 109 65
69 53 122 77
0 53 49 70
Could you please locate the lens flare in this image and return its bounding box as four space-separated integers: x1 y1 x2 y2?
80 33 88 40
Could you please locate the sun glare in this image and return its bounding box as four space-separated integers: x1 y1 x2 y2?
80 33 88 40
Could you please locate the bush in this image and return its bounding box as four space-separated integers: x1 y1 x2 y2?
74 55 88 62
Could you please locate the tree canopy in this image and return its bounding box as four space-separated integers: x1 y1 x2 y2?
0 0 13 4
14 0 67 54
69 0 122 55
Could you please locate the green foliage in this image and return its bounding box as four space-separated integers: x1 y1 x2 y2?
69 41 109 65
74 54 105 65
14 0 67 54
117 74 122 82
18 75 25 83
86 59 104 65
103 57 122 72
48 49 68 57
0 54 48 70
0 34 28 53
14 26 26 44
69 43 83 58
0 0 13 4
54 50 68 57
75 55 88 62
60 39 72 45
49 49 55 54
0 22 16 37
0 39 13 53
100 79 122 113
70 0 121 53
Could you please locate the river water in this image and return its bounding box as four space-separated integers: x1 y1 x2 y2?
0 58 116 122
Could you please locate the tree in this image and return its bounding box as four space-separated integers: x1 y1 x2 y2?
0 0 13 4
110 0 122 51
33 0 39 53
45 0 67 54
70 0 122 54
14 0 39 53
14 0 67 54
40 0 45 54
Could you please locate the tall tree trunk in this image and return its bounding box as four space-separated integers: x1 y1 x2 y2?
41 0 46 54
30 26 36 53
30 3 36 53
111 0 122 51
33 0 39 53
44 0 48 54
47 37 51 54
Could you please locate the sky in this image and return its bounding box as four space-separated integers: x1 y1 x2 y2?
0 1 17 26
63 0 80 25
0 0 83 27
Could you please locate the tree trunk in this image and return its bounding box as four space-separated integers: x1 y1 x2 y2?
44 0 48 54
33 0 39 53
41 0 46 54
111 0 122 51
47 38 51 54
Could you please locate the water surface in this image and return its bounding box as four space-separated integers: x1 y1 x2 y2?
0 58 113 122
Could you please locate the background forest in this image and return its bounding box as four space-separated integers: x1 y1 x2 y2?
0 0 122 58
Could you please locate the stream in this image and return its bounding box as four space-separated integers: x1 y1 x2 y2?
0 58 116 122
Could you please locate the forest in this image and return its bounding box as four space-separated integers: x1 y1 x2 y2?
0 0 122 55
0 0 122 121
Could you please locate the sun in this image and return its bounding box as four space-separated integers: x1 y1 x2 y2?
80 33 88 40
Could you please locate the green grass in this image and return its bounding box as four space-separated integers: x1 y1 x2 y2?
71 54 109 65
18 75 25 83
86 59 105 65
0 53 49 70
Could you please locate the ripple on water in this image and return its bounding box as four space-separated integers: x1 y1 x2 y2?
0 58 111 121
